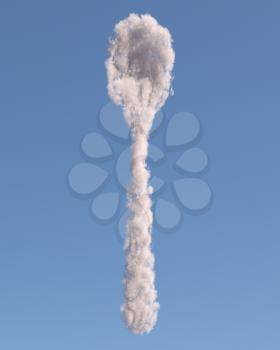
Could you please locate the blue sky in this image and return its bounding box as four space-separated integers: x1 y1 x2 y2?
0 1 280 349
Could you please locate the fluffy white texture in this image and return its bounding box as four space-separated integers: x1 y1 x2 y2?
106 13 174 334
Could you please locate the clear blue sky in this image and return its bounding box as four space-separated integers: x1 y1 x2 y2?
1 1 280 349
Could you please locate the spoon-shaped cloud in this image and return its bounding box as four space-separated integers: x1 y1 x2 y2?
106 13 175 334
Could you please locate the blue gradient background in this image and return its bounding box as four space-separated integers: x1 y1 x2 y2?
1 1 279 349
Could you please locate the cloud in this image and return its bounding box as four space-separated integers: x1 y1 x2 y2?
106 13 174 334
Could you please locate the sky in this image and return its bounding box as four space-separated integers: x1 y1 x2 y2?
0 0 280 349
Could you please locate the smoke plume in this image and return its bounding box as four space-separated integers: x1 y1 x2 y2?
106 13 175 334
